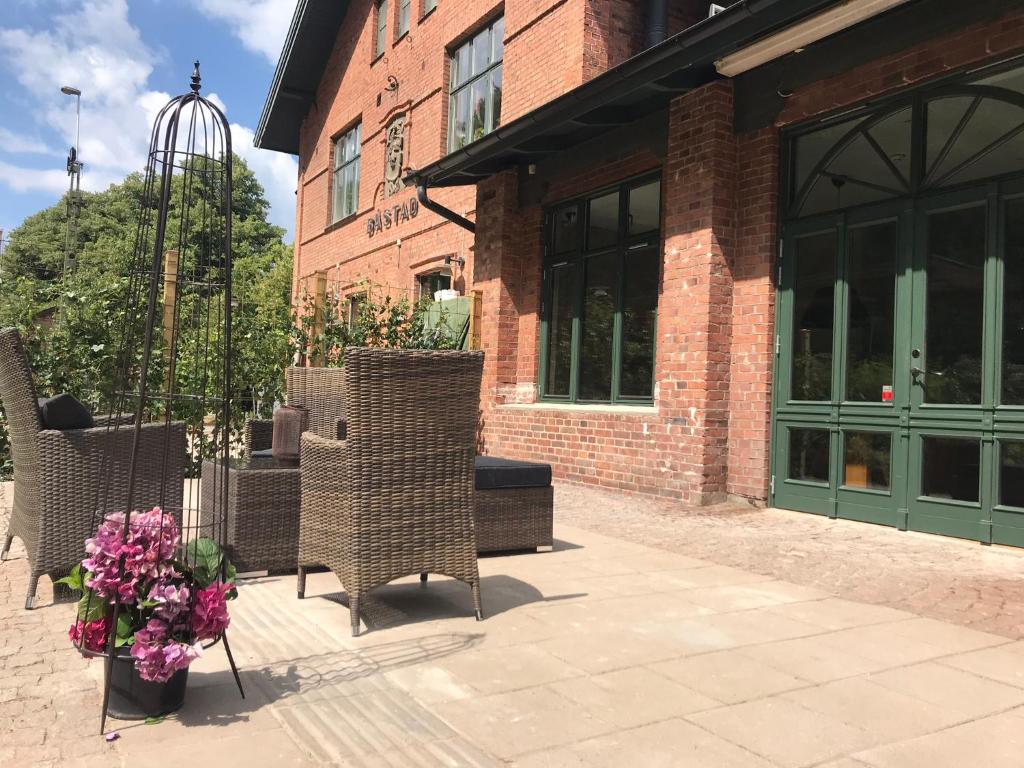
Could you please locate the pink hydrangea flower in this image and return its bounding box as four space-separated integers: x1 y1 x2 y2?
192 582 232 641
149 582 191 623
68 616 111 653
130 618 202 683
83 508 180 604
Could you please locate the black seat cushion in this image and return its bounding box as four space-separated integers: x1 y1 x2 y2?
475 456 552 491
38 393 94 430
250 448 275 459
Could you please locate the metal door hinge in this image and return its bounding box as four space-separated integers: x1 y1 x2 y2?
770 475 775 495
775 335 780 356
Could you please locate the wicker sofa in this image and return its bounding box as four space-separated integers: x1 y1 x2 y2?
0 327 186 609
297 348 484 636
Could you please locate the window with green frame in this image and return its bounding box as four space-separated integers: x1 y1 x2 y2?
540 176 662 404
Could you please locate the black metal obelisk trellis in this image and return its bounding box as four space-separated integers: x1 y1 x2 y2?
75 62 243 733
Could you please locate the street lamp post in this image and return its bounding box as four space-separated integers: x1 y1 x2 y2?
61 86 82 278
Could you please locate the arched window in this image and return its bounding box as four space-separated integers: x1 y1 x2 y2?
789 62 1024 218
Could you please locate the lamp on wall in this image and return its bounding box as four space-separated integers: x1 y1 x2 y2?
444 254 465 268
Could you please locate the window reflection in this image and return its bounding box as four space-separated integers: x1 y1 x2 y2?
844 431 891 490
846 221 897 402
921 436 980 502
792 232 837 401
789 428 830 483
924 206 985 405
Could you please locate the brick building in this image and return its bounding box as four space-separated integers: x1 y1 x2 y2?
258 0 1024 546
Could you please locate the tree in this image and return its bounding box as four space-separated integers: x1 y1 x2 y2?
0 155 293 478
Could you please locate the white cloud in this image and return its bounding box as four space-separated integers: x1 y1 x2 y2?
0 128 60 157
0 0 297 239
231 122 297 234
189 0 295 65
0 160 71 194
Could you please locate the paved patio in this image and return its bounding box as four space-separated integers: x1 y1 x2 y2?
3 482 1024 767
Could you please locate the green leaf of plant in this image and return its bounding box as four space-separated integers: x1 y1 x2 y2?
54 563 84 593
185 537 223 588
76 591 109 622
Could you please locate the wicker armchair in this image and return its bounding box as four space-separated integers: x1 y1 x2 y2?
0 328 186 609
297 347 484 636
243 366 346 457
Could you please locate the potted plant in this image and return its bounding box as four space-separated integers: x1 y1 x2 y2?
60 506 236 719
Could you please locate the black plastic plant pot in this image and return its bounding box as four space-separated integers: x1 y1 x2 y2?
105 651 188 720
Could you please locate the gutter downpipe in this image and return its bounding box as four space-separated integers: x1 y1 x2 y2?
645 0 668 49
413 178 476 233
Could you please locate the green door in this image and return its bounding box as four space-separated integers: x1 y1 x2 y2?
774 202 907 527
771 58 1024 545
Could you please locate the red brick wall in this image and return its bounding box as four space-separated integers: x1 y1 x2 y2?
293 0 658 301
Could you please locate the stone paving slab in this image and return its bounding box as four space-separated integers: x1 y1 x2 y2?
4 481 1024 767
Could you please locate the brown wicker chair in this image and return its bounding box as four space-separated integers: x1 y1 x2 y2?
0 327 186 609
297 347 484 636
243 366 346 456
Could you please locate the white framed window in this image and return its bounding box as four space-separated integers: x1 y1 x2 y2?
375 0 389 58
448 16 504 152
398 0 411 37
332 123 361 223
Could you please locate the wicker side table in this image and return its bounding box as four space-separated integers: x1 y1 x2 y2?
200 456 301 573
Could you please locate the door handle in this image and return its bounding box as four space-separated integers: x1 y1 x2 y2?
911 366 943 378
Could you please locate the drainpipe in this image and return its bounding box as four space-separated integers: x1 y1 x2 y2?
645 0 668 49
413 178 476 233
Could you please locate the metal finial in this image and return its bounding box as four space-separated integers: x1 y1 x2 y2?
191 61 201 93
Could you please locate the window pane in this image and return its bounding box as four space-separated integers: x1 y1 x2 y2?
1003 198 1024 404
628 181 660 235
845 221 897 402
844 431 891 490
492 17 504 60
553 205 579 254
449 89 469 150
399 0 410 35
546 264 574 396
792 115 866 211
620 248 658 398
921 436 980 502
587 191 618 251
1000 441 1024 508
928 97 1024 187
792 232 836 401
924 206 985 404
424 0 436 12
579 253 616 400
471 76 488 142
376 0 388 55
472 28 490 74
866 107 912 187
490 67 503 131
332 169 344 222
789 428 830 483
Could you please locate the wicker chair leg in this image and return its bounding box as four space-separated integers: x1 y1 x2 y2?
297 566 307 600
350 594 361 637
419 572 428 583
0 532 12 561
25 574 39 610
472 581 483 622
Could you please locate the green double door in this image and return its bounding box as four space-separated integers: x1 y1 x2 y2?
772 182 1024 546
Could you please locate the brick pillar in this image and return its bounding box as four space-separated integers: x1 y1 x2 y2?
659 80 737 504
728 127 779 501
473 169 537 411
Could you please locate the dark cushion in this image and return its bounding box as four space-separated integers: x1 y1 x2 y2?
475 456 552 491
250 448 275 459
38 393 94 430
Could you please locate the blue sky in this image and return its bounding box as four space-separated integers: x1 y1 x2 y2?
0 0 298 242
